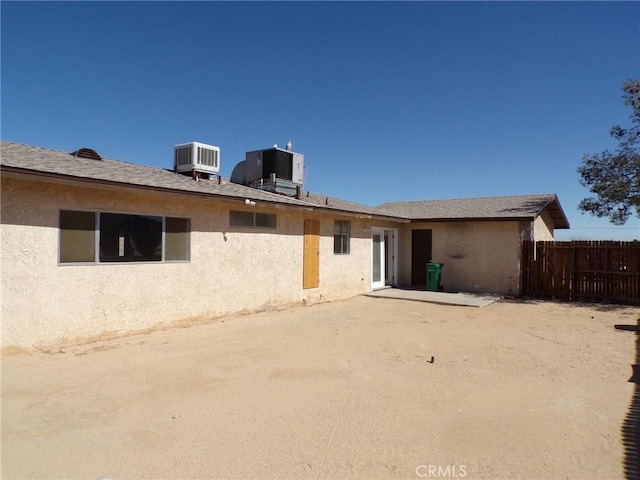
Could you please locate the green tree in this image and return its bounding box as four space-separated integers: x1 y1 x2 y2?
578 78 640 225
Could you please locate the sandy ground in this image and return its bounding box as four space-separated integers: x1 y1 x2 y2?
2 296 639 480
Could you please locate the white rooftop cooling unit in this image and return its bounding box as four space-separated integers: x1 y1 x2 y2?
174 142 220 175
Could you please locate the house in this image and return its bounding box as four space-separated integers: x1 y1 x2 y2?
0 141 569 348
377 195 569 293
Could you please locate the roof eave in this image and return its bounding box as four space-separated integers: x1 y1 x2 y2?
311 207 409 223
538 195 571 229
408 216 536 223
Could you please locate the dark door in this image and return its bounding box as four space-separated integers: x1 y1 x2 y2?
411 229 432 287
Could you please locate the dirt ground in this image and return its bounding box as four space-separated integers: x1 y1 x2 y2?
2 296 639 480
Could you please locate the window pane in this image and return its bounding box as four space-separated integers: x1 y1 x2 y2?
100 213 127 261
344 222 350 253
342 235 350 255
334 221 342 253
131 215 162 260
255 213 276 228
230 211 253 226
165 217 190 261
230 211 276 228
100 213 162 262
334 234 342 254
372 234 381 281
60 210 95 263
333 221 350 254
100 213 131 262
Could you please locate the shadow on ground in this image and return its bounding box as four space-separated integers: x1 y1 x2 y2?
616 318 640 479
515 298 638 311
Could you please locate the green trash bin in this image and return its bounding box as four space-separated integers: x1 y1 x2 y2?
426 262 444 291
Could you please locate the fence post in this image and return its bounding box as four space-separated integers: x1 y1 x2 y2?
571 242 577 302
605 243 610 301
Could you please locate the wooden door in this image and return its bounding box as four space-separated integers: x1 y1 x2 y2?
411 229 432 287
303 220 320 289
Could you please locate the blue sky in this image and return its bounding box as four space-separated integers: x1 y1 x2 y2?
3 1 639 240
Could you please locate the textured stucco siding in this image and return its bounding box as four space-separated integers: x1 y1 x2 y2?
397 221 525 295
1 177 372 348
533 210 555 241
316 216 373 301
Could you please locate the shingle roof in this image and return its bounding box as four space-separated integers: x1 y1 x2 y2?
377 195 570 229
297 191 386 217
0 141 396 219
1 141 570 228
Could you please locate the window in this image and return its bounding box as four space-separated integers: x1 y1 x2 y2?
59 210 96 263
59 211 190 264
230 211 277 228
229 211 253 227
165 217 190 261
334 220 350 254
255 213 277 228
100 213 163 262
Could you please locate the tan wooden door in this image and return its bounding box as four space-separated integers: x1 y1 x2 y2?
303 220 320 289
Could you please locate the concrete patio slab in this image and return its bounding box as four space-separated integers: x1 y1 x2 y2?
364 288 501 307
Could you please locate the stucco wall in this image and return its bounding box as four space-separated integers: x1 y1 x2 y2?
1 176 372 348
533 210 555 241
397 221 525 294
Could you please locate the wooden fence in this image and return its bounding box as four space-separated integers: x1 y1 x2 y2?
521 241 640 305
